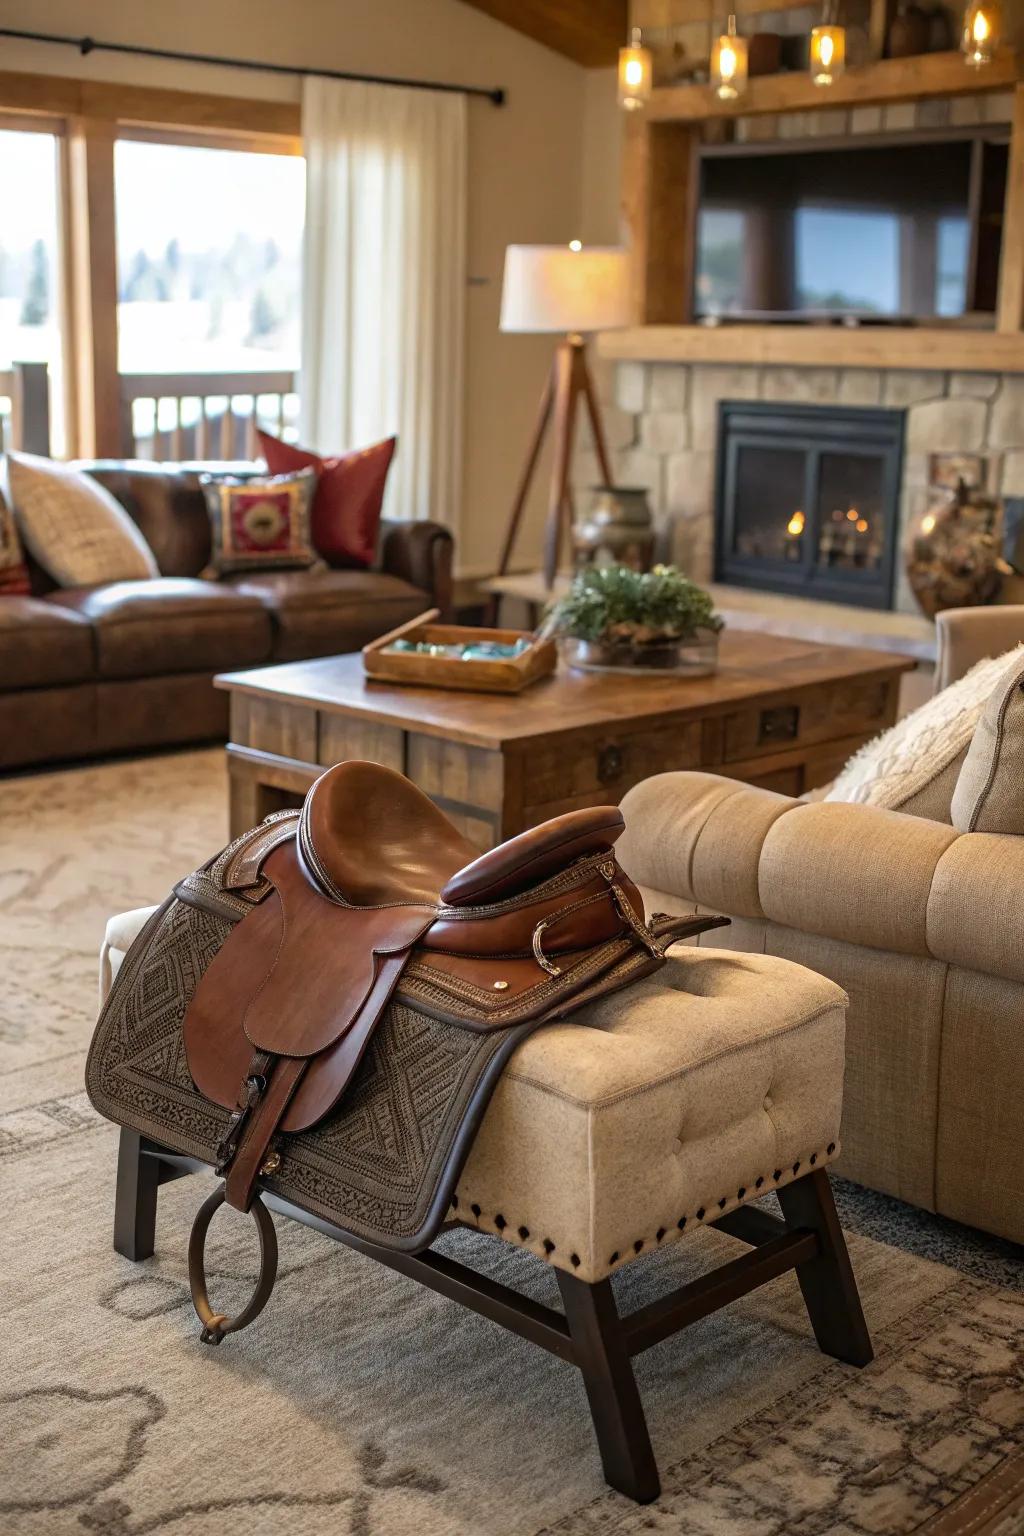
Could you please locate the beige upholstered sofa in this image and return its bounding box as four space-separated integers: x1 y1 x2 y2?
617 606 1024 1250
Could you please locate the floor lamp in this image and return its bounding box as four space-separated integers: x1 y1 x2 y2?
498 244 632 589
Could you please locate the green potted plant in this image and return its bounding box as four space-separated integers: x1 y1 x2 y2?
549 564 724 676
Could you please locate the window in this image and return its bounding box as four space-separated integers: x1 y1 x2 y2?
0 127 64 453
114 138 305 455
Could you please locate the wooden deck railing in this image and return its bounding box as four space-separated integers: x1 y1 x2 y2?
119 369 300 461
0 362 51 456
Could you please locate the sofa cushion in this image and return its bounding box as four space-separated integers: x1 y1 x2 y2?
226 567 428 662
7 452 160 586
0 596 95 688
825 645 1024 821
45 579 272 680
951 648 1024 834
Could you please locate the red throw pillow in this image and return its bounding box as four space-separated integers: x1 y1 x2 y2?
0 494 30 595
258 429 396 569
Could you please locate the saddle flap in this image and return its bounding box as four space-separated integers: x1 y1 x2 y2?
242 844 434 1057
441 807 625 907
183 844 434 1107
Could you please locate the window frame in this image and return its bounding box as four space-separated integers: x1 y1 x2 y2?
0 70 301 456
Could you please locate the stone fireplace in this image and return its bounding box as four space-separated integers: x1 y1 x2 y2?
573 360 1024 619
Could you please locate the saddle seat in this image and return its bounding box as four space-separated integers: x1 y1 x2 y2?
299 760 628 910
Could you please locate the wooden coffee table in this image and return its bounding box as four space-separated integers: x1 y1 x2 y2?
216 633 914 847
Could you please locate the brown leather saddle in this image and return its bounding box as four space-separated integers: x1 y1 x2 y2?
154 761 722 1341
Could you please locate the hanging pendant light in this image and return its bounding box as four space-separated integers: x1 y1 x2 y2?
618 27 653 111
962 0 1003 66
810 0 846 86
711 15 748 101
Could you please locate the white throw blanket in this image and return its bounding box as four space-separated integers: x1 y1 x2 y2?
826 644 1024 808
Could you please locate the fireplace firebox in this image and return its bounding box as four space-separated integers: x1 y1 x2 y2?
714 402 904 610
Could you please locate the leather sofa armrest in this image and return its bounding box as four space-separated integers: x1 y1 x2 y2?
377 519 454 619
934 605 1024 692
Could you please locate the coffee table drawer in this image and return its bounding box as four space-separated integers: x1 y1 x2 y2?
721 678 893 763
524 721 703 804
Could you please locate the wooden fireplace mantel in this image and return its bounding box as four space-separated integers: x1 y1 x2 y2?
597 324 1024 374
620 10 1024 344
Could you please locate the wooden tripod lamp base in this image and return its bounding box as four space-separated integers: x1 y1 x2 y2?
497 336 614 589
497 244 633 592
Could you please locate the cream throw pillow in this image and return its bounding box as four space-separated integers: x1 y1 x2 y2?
825 644 1024 818
6 451 159 587
951 649 1024 834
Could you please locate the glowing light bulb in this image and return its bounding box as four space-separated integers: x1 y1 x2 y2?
569 240 582 252
810 23 846 86
962 1 1002 65
712 16 748 100
787 511 806 537
618 28 653 111
921 513 937 535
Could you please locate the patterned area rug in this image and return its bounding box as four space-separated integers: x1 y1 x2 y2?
3 750 1023 1536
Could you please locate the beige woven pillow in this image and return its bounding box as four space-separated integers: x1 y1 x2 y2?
6 451 159 587
951 649 1024 834
826 645 1024 821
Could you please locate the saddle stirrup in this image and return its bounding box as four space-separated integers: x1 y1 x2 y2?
187 1184 278 1345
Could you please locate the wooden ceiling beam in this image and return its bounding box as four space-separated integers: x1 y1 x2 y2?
457 0 628 67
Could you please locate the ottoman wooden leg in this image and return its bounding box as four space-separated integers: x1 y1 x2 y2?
556 1272 661 1505
776 1169 873 1368
113 1128 160 1261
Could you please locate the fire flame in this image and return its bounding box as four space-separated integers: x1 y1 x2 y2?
787 510 805 536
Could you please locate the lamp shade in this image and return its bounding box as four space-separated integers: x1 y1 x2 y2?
500 245 632 334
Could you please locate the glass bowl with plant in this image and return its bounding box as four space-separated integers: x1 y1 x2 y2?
548 564 724 676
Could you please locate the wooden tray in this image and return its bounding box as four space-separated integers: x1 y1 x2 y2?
362 609 556 694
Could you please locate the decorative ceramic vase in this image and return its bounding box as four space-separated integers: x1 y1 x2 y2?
573 486 655 573
906 479 1006 617
747 32 782 77
888 2 930 58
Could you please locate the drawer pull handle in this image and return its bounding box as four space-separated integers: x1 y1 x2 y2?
598 745 624 784
759 706 799 745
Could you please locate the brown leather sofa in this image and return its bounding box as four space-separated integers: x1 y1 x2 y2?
2 460 454 771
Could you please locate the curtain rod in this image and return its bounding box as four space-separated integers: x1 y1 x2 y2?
0 27 507 106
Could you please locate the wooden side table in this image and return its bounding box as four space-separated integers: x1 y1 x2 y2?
216 635 914 846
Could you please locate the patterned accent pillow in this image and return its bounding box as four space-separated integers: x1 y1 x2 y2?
200 468 318 576
0 490 30 595
951 648 1024 835
826 645 1024 820
6 451 159 587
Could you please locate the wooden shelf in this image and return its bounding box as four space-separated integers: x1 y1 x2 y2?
646 48 1020 123
598 324 1024 373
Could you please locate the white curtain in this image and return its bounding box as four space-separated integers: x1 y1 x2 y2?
300 76 466 528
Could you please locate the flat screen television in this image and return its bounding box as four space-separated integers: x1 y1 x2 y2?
694 134 1008 324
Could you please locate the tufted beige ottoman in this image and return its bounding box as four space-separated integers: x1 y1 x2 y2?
102 909 871 1504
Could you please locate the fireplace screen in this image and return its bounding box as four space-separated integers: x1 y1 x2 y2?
714 402 903 609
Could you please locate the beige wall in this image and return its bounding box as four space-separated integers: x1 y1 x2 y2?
0 0 598 575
